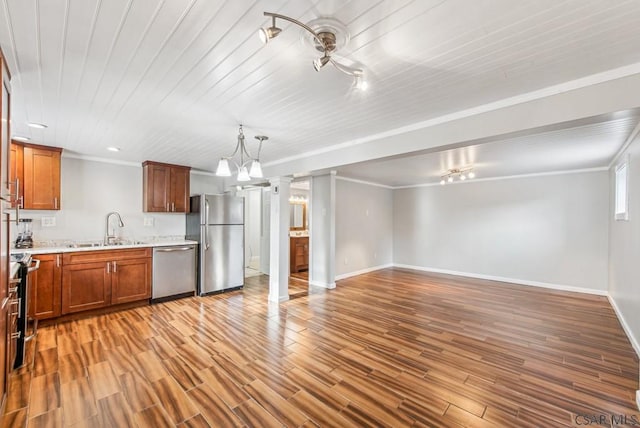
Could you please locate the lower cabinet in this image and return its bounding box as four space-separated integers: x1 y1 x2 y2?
61 248 152 315
28 253 62 320
290 236 309 273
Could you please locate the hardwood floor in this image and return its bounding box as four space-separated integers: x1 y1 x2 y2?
2 268 638 427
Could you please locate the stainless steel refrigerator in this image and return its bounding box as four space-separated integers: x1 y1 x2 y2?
186 194 244 295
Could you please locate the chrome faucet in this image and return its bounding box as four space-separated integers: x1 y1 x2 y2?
104 212 125 245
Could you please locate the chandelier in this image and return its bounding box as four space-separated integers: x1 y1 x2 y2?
440 167 475 185
258 12 368 90
215 125 266 182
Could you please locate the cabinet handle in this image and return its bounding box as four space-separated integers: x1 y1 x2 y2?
107 262 110 274
56 255 61 267
28 259 41 273
113 261 117 272
54 197 58 209
166 202 170 212
171 202 175 212
11 332 21 340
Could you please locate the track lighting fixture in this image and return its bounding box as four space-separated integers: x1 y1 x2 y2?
258 16 282 44
440 167 475 185
259 12 369 90
216 125 266 182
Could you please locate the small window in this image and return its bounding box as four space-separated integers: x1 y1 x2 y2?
615 158 629 221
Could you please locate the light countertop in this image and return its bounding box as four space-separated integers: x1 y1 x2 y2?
11 239 198 256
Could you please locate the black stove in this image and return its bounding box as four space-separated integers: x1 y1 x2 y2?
11 252 34 369
10 252 31 264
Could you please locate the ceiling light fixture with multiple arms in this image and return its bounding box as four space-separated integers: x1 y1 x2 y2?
259 12 368 90
440 167 475 185
216 125 266 182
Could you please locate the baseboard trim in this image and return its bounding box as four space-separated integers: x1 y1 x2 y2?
392 264 608 296
608 295 640 358
309 280 336 289
268 294 289 303
335 263 394 281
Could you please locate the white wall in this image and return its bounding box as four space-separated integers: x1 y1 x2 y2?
393 171 609 292
238 188 262 267
14 157 222 243
335 178 393 277
608 134 640 357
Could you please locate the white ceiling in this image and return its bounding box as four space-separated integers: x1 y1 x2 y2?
336 112 640 186
2 0 640 184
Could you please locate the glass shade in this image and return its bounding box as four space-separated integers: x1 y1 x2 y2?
237 166 250 182
249 160 263 178
216 158 231 176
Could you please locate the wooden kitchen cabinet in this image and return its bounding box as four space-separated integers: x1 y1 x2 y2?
11 142 62 210
142 160 191 213
61 248 152 315
61 261 110 314
28 254 62 320
111 257 152 305
290 236 309 273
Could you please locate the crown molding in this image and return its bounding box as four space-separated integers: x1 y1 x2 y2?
335 175 393 189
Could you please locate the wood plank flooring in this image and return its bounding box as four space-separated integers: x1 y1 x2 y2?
2 268 639 427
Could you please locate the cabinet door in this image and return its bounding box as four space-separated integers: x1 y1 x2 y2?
23 146 61 210
111 258 151 304
143 163 170 212
28 254 62 320
9 143 23 208
170 167 190 213
62 262 111 314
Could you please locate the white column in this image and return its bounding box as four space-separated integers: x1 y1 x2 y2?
268 177 292 302
309 172 336 288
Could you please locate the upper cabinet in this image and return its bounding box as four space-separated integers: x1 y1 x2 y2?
11 142 62 210
142 161 191 213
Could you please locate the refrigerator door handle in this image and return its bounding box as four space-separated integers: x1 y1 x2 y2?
204 225 210 250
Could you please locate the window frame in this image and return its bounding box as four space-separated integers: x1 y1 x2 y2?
614 156 630 221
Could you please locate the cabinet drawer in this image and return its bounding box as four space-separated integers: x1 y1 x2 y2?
63 248 152 264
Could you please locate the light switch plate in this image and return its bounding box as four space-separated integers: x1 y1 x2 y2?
41 217 56 227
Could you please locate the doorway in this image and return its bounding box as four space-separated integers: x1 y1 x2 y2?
289 180 310 296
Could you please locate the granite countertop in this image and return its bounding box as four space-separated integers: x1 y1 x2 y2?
11 237 198 255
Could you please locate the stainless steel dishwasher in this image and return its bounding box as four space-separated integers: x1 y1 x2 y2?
152 245 197 302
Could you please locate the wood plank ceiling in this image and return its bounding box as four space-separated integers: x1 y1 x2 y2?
1 0 640 179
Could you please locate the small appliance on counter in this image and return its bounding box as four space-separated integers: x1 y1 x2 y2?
15 218 33 249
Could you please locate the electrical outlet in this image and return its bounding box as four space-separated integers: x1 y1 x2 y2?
143 217 154 227
374 252 377 259
41 217 56 227
344 257 348 265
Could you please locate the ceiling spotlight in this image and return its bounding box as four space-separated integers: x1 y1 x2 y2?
261 12 367 87
313 54 331 72
440 167 475 185
27 122 47 129
107 147 121 152
12 135 30 142
354 74 369 91
258 16 281 44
